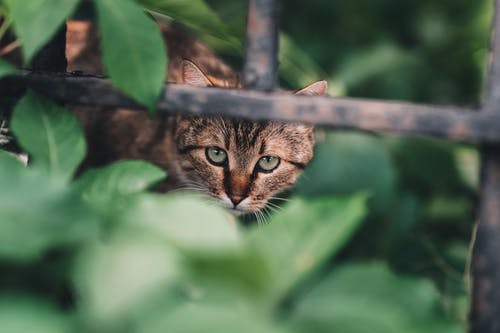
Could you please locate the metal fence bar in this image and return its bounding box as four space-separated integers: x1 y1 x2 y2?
4 73 499 143
470 0 500 331
243 0 280 90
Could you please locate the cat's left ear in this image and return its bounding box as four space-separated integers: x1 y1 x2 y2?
294 80 328 96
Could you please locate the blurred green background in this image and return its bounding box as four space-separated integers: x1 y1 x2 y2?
207 0 488 304
0 0 493 332
204 0 490 327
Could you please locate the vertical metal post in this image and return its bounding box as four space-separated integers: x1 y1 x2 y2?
470 0 500 332
242 0 280 91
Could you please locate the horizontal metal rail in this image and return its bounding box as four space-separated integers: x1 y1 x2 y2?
1 72 496 144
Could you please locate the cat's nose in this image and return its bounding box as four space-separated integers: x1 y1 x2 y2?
229 194 244 206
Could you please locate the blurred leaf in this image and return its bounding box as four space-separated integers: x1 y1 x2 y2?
0 58 16 78
126 194 241 254
279 34 329 90
424 196 473 222
73 231 182 327
0 296 72 333
297 133 396 215
126 194 269 305
186 249 270 304
141 303 284 333
74 160 166 199
10 91 86 182
0 153 99 261
389 138 467 195
4 0 80 63
139 0 233 41
292 263 463 333
95 0 167 112
338 43 421 90
454 146 479 190
249 194 367 304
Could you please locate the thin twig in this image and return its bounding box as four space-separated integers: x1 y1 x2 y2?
0 39 20 56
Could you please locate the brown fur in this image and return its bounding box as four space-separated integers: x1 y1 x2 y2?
7 20 327 214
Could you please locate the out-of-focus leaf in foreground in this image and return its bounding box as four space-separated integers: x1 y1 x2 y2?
249 194 367 304
0 153 98 261
292 263 462 333
0 296 72 333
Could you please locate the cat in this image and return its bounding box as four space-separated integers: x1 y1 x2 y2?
12 20 328 214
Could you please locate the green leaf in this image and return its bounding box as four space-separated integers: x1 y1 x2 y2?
292 263 463 333
279 34 328 89
0 58 16 78
140 303 284 333
10 91 86 182
0 296 72 333
249 194 367 304
4 0 80 63
95 0 167 112
73 231 182 327
74 160 166 199
139 0 232 40
126 194 241 254
297 133 397 215
0 153 99 261
123 195 269 305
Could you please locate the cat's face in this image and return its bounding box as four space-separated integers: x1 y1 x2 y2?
174 61 327 214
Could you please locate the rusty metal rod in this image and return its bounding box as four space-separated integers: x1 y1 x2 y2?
243 0 280 91
1 72 497 144
470 0 500 331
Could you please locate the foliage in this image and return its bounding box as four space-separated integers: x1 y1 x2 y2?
0 0 489 332
3 0 80 63
0 57 16 78
0 90 461 331
94 0 167 112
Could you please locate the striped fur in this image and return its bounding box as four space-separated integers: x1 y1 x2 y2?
67 21 326 214
170 61 324 214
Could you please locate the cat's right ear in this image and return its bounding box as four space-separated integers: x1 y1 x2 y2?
182 60 213 87
294 80 328 96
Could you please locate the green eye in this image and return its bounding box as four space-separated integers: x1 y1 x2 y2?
258 156 280 172
206 146 227 166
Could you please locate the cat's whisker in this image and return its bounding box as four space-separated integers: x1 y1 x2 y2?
259 209 268 225
253 211 262 226
262 208 272 225
265 202 283 215
269 196 291 203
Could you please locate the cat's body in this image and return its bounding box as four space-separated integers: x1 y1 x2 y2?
10 20 327 214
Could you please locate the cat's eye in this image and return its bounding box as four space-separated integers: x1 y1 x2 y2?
206 146 228 166
257 156 280 172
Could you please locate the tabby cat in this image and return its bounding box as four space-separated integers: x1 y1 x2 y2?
70 21 328 214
